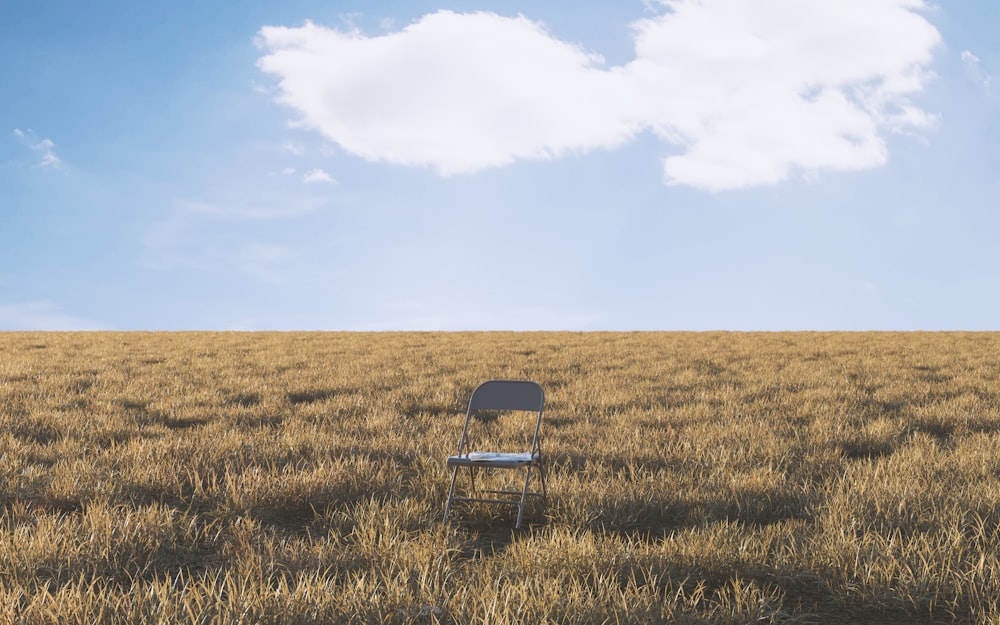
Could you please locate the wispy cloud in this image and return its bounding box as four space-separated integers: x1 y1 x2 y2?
303 168 335 184
142 193 321 283
961 50 992 89
0 300 109 330
13 128 62 169
171 195 322 219
142 213 303 284
257 0 941 191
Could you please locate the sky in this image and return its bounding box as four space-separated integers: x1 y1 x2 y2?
1 0 998 331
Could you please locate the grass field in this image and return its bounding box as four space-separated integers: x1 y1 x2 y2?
2 331 1000 624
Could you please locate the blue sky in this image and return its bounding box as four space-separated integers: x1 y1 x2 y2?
2 0 997 331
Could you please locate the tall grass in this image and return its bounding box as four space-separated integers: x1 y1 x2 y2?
1 331 999 623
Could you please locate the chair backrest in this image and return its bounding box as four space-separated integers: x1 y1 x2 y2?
457 380 545 455
468 380 544 412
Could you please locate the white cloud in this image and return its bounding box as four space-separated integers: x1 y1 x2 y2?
13 128 62 169
257 1 941 191
0 301 109 330
630 0 940 190
257 12 640 176
303 168 335 183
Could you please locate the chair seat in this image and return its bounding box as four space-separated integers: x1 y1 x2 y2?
447 451 539 468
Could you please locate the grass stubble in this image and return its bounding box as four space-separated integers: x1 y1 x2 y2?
1 331 1000 624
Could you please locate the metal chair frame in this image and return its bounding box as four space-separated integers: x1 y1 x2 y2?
443 380 547 529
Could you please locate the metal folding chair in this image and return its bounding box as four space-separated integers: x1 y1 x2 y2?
443 380 547 529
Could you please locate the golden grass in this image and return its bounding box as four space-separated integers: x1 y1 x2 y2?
1 331 1000 623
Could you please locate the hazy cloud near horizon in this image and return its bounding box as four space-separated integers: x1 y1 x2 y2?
0 301 108 331
257 0 941 191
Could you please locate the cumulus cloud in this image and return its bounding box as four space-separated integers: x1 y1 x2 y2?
257 1 941 191
629 0 940 189
257 12 639 175
13 128 62 168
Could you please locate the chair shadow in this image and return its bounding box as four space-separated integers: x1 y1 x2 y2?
448 498 549 561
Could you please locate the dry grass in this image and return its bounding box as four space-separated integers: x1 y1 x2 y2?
2 331 1000 624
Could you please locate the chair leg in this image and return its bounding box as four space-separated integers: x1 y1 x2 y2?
538 462 548 507
442 466 459 523
468 465 478 496
515 466 534 529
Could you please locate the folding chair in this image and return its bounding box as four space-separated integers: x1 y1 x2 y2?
443 380 547 529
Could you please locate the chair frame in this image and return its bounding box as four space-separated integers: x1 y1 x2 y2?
443 380 547 529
